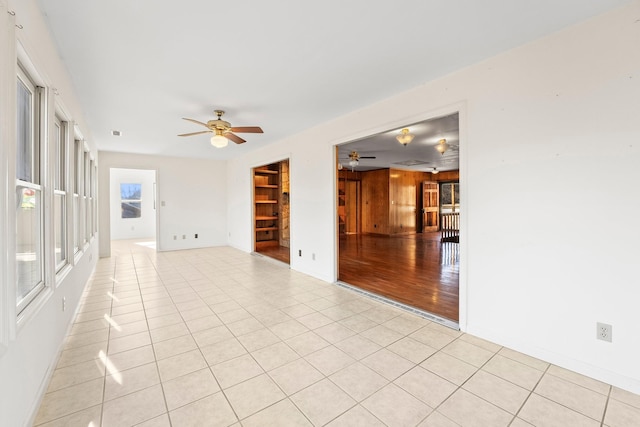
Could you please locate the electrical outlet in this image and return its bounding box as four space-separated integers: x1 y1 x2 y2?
173 235 177 240
597 322 612 342
195 233 198 239
182 235 186 239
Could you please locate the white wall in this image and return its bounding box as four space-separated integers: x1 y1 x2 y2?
1 1 99 426
228 3 640 394
98 152 227 256
109 168 157 240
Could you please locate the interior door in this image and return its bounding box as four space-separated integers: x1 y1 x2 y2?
422 181 439 232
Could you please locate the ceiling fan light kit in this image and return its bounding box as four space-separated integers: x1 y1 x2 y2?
210 134 228 148
179 109 263 148
396 128 415 146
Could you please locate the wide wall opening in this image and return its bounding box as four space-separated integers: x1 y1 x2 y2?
336 113 460 324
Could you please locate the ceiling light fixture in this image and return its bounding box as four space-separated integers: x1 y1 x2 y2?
435 138 448 155
210 133 228 148
348 158 359 170
431 167 439 174
396 128 415 146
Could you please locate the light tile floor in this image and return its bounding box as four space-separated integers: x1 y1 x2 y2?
34 240 640 426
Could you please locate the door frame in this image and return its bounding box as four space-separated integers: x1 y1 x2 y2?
333 102 468 329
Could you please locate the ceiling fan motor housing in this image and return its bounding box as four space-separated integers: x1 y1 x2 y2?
207 119 232 132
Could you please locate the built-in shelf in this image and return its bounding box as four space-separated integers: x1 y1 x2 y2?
256 227 279 232
255 169 278 175
254 164 281 250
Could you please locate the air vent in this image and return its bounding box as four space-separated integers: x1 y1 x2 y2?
393 159 429 166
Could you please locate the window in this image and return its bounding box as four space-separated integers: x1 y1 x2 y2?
120 183 142 218
84 151 90 242
16 66 44 313
92 163 97 235
72 139 82 254
440 182 460 214
53 116 67 271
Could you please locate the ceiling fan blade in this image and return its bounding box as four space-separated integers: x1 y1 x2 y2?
359 156 376 159
182 117 209 128
178 130 211 137
231 126 263 134
225 132 246 144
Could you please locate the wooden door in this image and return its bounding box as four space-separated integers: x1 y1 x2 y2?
422 181 439 232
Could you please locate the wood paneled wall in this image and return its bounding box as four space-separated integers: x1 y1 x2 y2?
357 168 459 235
361 169 389 234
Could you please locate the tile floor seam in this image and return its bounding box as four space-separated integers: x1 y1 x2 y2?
529 377 610 423
545 369 612 397
419 346 506 426
98 264 116 427
134 269 175 427
510 361 551 425
600 385 612 427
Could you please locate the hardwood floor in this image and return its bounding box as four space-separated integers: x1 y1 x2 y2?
338 232 459 322
257 245 291 264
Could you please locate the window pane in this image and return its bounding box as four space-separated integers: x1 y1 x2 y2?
121 201 141 218
54 193 66 268
453 183 460 204
120 183 141 200
16 187 43 307
74 194 80 252
441 183 452 205
16 79 33 182
121 183 142 219
54 120 65 190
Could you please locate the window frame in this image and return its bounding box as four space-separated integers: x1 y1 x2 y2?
72 138 83 257
52 113 69 274
15 65 46 315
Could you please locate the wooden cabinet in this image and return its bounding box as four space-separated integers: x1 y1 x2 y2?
254 166 280 249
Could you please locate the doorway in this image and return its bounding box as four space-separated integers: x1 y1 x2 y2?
109 168 157 250
253 159 290 264
336 113 460 323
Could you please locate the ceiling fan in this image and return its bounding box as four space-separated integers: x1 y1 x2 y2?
342 150 376 162
338 150 376 171
178 110 263 148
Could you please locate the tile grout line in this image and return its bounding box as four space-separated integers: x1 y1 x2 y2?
134 247 173 426
98 260 118 427
600 384 613 427
510 363 551 425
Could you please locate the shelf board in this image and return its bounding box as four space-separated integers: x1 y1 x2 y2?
254 169 278 175
256 216 278 220
255 184 278 188
256 227 279 232
255 200 278 204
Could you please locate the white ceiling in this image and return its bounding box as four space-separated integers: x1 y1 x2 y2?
36 0 631 162
337 113 460 172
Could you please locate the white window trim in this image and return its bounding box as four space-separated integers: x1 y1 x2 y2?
15 74 47 316
0 1 17 354
52 110 70 279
